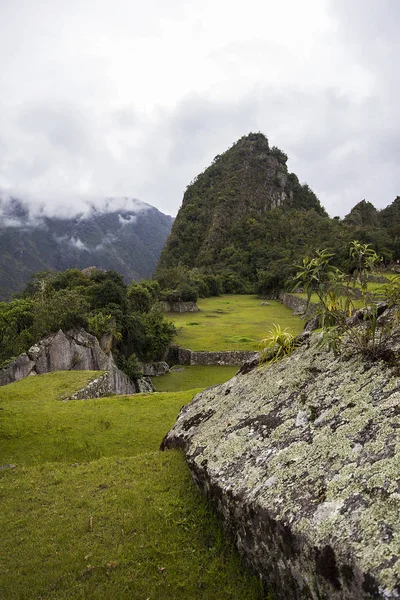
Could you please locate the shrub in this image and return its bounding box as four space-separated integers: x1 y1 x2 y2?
123 352 144 380
293 242 400 360
259 324 296 363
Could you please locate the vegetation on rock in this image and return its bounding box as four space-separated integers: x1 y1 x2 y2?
294 241 400 361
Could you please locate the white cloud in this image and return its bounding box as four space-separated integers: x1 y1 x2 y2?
0 0 399 218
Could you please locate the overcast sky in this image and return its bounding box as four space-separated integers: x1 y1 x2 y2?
0 0 399 218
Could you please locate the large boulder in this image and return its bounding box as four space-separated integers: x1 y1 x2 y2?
162 335 400 599
0 328 153 396
28 329 113 373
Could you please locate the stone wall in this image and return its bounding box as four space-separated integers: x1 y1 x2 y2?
281 292 315 316
162 301 200 313
63 371 154 400
166 345 258 366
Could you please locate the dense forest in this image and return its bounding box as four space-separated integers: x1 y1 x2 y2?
0 268 175 377
156 133 400 298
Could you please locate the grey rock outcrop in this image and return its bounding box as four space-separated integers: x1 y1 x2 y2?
0 328 154 396
162 335 400 599
28 329 113 374
141 361 170 377
0 353 36 386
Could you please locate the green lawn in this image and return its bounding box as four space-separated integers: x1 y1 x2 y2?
0 372 265 600
153 365 239 392
167 294 303 351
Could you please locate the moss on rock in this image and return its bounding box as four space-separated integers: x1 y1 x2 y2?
162 334 400 599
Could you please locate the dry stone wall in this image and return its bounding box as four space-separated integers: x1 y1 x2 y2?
166 345 258 366
162 301 200 313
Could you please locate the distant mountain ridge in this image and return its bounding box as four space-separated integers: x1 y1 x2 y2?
0 194 174 300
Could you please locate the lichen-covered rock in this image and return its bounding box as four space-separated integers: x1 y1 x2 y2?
135 376 155 393
162 335 400 599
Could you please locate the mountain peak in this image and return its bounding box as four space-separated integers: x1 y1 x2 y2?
157 132 326 275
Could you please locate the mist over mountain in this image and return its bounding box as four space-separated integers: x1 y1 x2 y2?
0 193 173 300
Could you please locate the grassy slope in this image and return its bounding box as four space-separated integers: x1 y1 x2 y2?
153 365 239 392
167 294 303 351
0 372 264 600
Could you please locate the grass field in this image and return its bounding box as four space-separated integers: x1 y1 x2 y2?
153 365 238 392
167 295 303 351
0 372 265 599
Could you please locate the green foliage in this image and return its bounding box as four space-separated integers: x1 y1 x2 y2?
0 269 175 377
259 324 296 363
127 281 153 312
0 299 35 362
349 240 382 295
87 312 121 341
123 352 144 379
293 242 400 360
270 145 288 164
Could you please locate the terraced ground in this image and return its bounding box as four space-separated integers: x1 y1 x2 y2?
167 294 303 351
0 372 265 599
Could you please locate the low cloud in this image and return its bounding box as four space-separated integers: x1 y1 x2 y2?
54 234 89 252
118 214 137 226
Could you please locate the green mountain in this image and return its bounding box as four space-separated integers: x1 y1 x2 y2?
156 133 342 293
157 133 400 296
0 195 173 300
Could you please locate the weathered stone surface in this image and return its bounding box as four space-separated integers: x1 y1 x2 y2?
141 361 170 377
28 329 113 373
0 353 36 386
135 376 155 393
166 345 258 367
163 301 200 313
0 328 147 396
162 335 400 599
281 293 316 316
63 373 112 400
303 315 320 332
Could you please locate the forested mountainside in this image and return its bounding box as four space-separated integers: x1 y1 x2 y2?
157 133 400 295
0 195 173 300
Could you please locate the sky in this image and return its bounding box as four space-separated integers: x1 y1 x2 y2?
0 0 399 218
